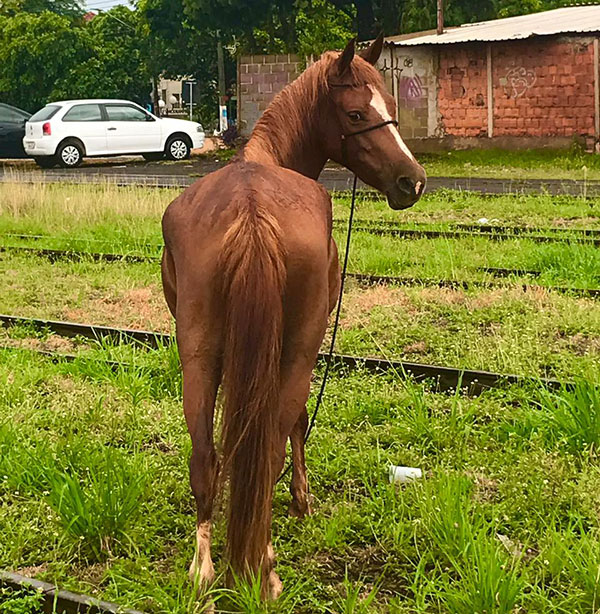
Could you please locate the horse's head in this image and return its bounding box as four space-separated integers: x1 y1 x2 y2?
322 36 426 210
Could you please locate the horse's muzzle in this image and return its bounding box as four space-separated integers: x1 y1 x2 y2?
386 175 426 210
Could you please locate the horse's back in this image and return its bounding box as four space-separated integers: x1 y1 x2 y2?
162 160 332 279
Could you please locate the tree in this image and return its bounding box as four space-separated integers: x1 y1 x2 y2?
53 7 151 104
0 11 88 111
138 0 237 127
401 0 495 32
0 0 83 18
295 0 354 57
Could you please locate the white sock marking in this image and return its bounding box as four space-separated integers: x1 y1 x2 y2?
190 521 215 584
367 85 416 162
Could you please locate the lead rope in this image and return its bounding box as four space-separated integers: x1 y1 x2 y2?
277 174 358 484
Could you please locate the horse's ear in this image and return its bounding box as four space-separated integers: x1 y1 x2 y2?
336 37 356 76
360 32 384 65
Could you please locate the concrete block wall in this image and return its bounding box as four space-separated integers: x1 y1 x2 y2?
378 46 438 139
238 54 303 136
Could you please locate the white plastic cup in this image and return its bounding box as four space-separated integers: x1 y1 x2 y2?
389 465 423 484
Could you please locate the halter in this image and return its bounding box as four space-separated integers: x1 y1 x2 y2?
341 119 399 164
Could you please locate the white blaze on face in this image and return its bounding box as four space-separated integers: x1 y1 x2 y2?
367 84 416 163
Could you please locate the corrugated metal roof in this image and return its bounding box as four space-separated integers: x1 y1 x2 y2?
385 6 600 46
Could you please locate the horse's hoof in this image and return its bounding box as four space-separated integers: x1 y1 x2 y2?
268 569 283 600
288 495 313 518
189 557 216 589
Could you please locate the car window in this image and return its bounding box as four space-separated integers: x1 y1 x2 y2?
0 105 29 123
104 105 148 122
29 105 61 122
63 104 103 122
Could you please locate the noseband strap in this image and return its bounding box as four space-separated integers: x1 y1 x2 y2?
341 119 398 140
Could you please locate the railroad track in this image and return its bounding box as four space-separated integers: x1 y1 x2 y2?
0 314 566 393
338 217 600 238
0 570 144 614
332 221 600 246
3 169 600 197
4 217 599 247
2 243 599 299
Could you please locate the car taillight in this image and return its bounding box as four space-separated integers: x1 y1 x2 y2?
42 122 51 136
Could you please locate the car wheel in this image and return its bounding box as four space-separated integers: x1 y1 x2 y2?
57 141 83 168
34 156 57 169
143 152 164 161
165 135 191 161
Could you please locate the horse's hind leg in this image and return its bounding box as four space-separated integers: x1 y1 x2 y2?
176 302 222 589
161 247 177 317
288 408 311 518
287 236 340 519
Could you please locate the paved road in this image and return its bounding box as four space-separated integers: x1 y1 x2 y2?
2 157 598 196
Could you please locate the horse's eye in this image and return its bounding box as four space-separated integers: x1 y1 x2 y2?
348 111 363 122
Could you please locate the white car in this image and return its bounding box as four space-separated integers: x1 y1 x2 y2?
23 99 205 168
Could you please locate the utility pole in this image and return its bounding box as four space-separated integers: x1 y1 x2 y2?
217 36 228 133
153 76 161 117
437 0 444 35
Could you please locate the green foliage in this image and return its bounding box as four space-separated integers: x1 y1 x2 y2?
0 0 82 18
45 447 148 559
0 7 151 112
540 381 600 454
53 7 151 104
402 0 496 32
0 11 89 112
0 587 44 614
296 0 354 57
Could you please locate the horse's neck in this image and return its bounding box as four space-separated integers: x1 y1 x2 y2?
243 137 326 179
242 84 328 180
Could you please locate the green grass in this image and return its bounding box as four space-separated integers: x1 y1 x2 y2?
1 252 600 380
2 345 600 612
2 178 600 611
416 146 600 181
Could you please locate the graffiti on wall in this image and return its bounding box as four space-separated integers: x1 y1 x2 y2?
398 74 424 100
503 66 537 98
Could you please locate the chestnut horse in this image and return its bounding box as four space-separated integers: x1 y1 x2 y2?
161 35 426 596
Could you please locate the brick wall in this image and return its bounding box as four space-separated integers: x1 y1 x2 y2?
438 44 489 137
238 54 303 136
493 38 594 137
436 36 597 140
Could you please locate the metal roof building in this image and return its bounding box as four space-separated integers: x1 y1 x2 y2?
385 6 600 46
374 6 600 151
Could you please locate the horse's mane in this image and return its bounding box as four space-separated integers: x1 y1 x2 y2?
243 51 383 165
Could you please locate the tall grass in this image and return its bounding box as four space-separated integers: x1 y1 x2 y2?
46 448 148 559
539 380 600 454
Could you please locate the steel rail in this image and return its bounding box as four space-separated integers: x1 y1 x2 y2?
0 315 565 393
336 217 600 238
336 223 600 246
3 244 599 299
4 216 600 247
0 570 145 614
3 170 600 197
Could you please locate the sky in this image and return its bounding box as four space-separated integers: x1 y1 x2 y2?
85 0 128 12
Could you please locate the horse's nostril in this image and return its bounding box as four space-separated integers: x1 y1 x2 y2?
396 176 414 196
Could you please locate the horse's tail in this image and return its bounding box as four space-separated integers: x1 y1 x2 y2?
220 200 286 579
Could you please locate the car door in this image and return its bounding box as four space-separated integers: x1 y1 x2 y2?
102 103 162 154
0 104 30 158
60 103 107 155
